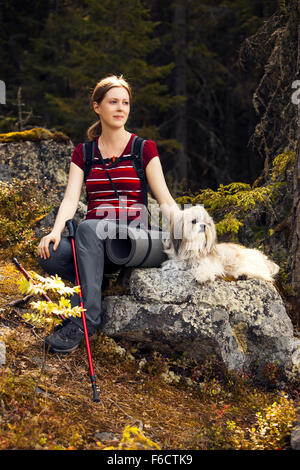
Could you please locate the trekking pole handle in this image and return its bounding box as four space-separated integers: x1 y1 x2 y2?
66 219 76 239
12 257 23 272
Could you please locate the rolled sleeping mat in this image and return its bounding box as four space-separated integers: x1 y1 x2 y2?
104 223 169 268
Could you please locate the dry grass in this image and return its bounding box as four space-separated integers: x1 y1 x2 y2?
0 257 299 450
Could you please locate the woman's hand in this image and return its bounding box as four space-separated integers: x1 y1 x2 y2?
37 231 61 259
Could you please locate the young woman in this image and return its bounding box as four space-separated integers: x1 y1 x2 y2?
37 75 180 353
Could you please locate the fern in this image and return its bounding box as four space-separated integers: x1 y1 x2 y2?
18 272 83 328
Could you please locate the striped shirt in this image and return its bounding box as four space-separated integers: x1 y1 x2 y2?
71 133 159 222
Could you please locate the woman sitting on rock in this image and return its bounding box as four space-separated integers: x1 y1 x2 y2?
37 74 180 354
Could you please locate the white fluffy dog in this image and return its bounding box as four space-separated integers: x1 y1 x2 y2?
161 205 279 283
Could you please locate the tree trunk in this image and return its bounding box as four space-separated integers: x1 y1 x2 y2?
172 0 187 185
290 20 300 316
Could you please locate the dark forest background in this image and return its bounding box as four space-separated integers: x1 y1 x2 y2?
1 2 300 451
0 0 292 193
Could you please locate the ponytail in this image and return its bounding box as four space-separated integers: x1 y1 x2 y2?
87 120 102 141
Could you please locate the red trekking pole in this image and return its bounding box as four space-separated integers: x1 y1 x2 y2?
66 219 100 403
12 257 53 303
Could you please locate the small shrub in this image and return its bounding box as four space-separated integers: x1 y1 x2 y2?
18 271 83 330
0 178 52 259
102 425 161 450
226 393 296 450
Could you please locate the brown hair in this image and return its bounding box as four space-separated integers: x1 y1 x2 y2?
87 75 132 141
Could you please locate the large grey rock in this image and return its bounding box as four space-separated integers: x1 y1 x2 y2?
0 139 73 202
101 268 300 382
0 138 89 236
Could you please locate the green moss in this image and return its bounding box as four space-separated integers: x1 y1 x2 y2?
0 127 69 143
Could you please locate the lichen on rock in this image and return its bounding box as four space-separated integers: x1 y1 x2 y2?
101 267 300 383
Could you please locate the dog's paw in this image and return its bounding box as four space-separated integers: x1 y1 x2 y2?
195 277 214 284
161 260 171 271
161 260 177 271
191 267 216 284
237 274 248 281
161 259 186 271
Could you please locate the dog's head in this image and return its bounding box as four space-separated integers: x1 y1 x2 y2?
165 205 217 259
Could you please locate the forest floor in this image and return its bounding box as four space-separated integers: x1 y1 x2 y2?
0 256 299 451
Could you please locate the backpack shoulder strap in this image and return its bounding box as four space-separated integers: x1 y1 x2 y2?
83 141 95 183
130 136 148 208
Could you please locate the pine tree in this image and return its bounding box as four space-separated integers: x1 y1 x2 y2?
0 0 52 131
21 0 177 144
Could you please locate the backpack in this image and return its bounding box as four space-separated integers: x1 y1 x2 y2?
82 135 148 209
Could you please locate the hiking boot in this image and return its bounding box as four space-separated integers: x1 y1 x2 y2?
53 317 71 332
45 321 96 354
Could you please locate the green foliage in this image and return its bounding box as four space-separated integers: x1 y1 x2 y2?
103 425 161 450
225 393 296 450
18 272 83 329
271 150 295 182
176 182 274 239
0 178 51 259
175 150 295 240
0 115 17 133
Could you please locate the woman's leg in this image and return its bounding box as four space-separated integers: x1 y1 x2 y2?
40 219 120 352
37 222 118 330
37 235 75 283
73 219 109 330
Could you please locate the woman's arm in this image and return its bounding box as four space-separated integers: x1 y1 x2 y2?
37 162 84 258
52 162 84 234
145 156 181 221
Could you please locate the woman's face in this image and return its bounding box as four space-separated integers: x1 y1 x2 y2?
93 86 130 130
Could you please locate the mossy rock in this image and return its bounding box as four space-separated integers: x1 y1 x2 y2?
0 127 69 143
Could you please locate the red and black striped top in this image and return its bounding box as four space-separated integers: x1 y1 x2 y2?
71 133 159 222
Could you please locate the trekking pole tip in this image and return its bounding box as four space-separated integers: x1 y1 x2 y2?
92 384 100 402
